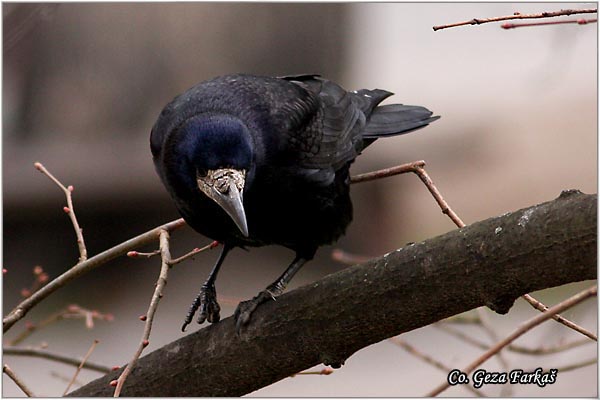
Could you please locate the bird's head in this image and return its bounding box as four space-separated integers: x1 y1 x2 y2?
159 114 254 237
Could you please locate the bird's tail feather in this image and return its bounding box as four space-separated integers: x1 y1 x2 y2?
363 104 440 138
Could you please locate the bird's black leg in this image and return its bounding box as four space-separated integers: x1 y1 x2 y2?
234 253 312 332
181 244 231 332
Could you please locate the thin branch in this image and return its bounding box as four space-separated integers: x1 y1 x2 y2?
63 339 99 395
350 160 465 227
436 323 592 355
168 240 220 265
502 18 597 29
3 364 34 397
389 338 486 397
475 308 512 396
34 162 88 262
435 323 491 349
128 241 219 265
51 371 84 388
3 346 111 373
350 159 425 183
413 165 466 227
428 285 597 397
509 338 592 355
2 218 186 333
7 304 112 346
114 229 171 397
291 367 334 377
127 250 160 259
555 358 597 373
433 8 597 31
522 294 597 341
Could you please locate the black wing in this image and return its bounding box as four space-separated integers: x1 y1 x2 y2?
278 75 390 171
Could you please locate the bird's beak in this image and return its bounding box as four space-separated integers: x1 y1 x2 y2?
197 168 249 237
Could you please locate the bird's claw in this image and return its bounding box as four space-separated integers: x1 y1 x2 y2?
234 290 274 333
197 284 221 324
181 283 220 332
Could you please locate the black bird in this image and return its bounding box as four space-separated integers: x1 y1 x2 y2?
150 74 439 331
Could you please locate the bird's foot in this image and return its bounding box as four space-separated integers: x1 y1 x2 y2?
234 290 276 333
181 283 221 332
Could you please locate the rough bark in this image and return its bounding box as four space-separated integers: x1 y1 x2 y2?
70 190 597 397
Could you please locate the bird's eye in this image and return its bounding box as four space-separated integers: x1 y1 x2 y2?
197 168 208 178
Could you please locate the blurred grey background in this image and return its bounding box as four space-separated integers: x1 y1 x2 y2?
2 2 597 397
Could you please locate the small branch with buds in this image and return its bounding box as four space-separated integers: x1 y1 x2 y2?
433 8 597 31
2 216 186 333
7 304 113 346
168 241 220 265
34 162 88 262
4 345 111 373
3 164 185 334
113 230 172 396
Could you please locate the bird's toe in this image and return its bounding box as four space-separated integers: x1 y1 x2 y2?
185 283 221 327
234 290 273 333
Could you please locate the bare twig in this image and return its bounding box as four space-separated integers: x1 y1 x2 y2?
169 240 220 265
291 367 334 377
350 160 426 183
34 162 88 262
413 165 466 227
510 338 592 355
433 8 597 31
7 304 113 346
428 285 597 397
476 308 511 396
114 229 172 397
2 218 185 333
435 323 491 349
128 241 218 265
555 358 597 373
389 337 486 397
436 323 591 355
3 346 111 373
127 250 161 259
522 294 597 341
3 364 34 397
331 248 371 265
502 18 597 29
63 339 99 395
350 160 465 227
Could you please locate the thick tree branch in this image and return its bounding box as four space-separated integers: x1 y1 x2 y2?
70 191 597 397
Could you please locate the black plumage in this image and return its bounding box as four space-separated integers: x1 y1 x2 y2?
151 73 439 331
